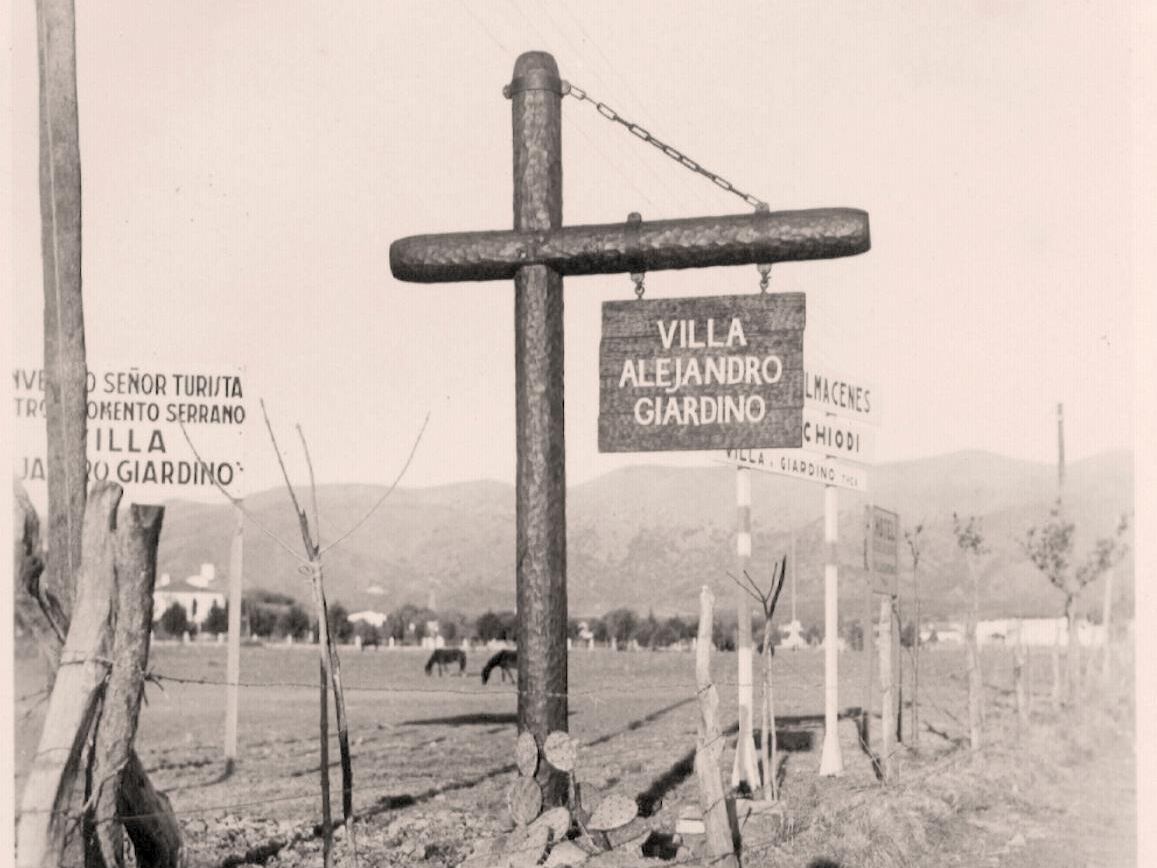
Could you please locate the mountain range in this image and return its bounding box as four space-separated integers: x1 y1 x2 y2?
155 449 1134 625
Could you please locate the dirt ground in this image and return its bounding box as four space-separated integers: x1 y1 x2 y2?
12 640 1135 867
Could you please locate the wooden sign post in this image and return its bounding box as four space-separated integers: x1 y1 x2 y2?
390 51 870 804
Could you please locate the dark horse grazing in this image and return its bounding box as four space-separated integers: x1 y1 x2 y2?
424 648 466 676
481 649 517 685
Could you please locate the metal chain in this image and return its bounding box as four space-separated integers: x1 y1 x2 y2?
562 81 768 211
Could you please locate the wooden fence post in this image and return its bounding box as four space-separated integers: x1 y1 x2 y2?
878 597 894 782
695 587 738 868
16 483 180 868
91 505 166 866
18 485 120 868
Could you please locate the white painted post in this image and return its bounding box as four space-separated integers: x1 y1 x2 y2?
225 506 243 771
1101 567 1114 680
732 466 759 789
819 484 844 775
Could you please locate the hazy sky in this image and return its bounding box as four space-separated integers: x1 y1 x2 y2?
6 1 1140 498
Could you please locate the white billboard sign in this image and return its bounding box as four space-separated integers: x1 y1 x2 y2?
804 366 878 426
13 363 245 512
801 407 876 464
719 447 869 492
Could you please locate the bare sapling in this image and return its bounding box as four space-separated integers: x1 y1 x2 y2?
903 523 924 748
952 514 987 754
1021 501 1129 707
728 555 787 802
181 402 428 867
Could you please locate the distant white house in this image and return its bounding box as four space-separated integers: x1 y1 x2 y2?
980 617 1106 648
348 610 388 628
778 620 807 651
923 622 966 644
922 617 1107 648
153 563 226 626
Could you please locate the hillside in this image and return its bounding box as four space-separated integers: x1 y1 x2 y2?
155 450 1134 624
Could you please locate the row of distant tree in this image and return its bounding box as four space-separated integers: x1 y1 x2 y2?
154 590 933 650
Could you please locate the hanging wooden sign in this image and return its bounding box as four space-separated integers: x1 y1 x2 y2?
598 293 805 452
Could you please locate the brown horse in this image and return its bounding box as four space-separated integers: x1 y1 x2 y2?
481 648 517 685
424 648 466 676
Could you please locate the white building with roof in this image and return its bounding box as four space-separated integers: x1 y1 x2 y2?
153 563 226 626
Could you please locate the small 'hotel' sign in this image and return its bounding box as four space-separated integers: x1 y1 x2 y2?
598 293 805 452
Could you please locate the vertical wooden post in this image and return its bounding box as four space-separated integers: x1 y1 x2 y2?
225 506 243 771
878 597 894 782
37 0 88 638
967 618 982 752
510 51 568 806
862 519 875 752
892 594 902 743
819 484 843 775
18 485 120 868
695 587 738 868
732 466 758 790
319 660 332 868
92 504 164 866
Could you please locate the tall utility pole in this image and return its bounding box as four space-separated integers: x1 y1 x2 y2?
1057 403 1065 498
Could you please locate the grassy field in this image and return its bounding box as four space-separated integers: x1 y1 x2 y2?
13 639 1135 867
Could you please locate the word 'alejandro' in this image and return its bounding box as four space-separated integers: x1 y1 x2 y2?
618 318 781 427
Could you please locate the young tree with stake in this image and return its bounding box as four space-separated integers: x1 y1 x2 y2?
728 555 787 802
903 522 924 749
952 513 987 754
1021 502 1129 705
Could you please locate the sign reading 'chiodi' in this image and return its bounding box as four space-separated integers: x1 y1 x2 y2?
598 293 805 452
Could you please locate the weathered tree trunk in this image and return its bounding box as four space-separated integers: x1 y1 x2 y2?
16 485 181 868
37 0 89 640
878 597 894 780
17 485 119 868
695 588 738 868
13 484 66 665
1051 636 1062 712
116 754 181 868
92 505 164 867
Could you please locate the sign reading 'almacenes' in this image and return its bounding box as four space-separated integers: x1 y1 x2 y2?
599 293 805 452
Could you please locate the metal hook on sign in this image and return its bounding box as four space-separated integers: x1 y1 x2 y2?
626 212 645 299
754 203 771 293
757 263 772 293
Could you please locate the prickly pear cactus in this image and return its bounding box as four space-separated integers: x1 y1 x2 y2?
515 731 539 778
509 778 544 827
498 728 641 862
587 793 638 832
543 731 577 773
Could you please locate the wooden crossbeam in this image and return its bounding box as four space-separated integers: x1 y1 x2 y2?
390 208 869 283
